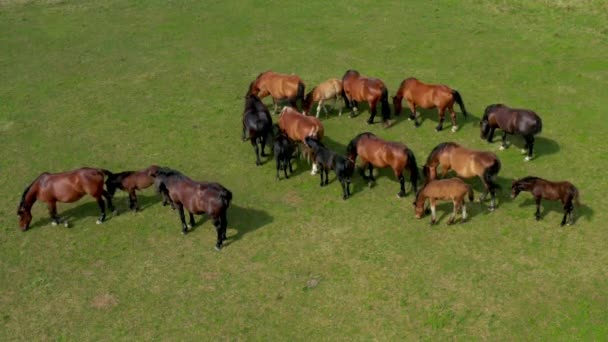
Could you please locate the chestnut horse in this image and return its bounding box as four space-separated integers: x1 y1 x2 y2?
341 70 391 126
154 167 232 250
511 176 579 226
277 106 324 174
17 167 115 230
481 104 543 161
346 132 419 197
393 77 467 132
242 94 273 165
105 165 160 212
414 178 474 225
423 142 501 210
302 78 344 118
246 71 305 113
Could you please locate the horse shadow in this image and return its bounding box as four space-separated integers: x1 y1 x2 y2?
497 136 560 160
516 197 594 225
223 204 273 247
111 192 162 214
390 105 478 131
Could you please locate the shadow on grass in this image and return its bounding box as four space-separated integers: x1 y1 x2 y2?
390 105 476 131
224 204 273 247
516 197 594 225
485 135 560 160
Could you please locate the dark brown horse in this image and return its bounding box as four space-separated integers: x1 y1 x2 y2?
392 77 467 132
105 165 160 212
246 71 305 113
242 94 273 165
511 176 579 226
347 132 419 197
153 167 232 250
17 167 115 230
414 178 474 225
341 70 391 126
277 106 324 174
423 142 501 210
481 104 543 161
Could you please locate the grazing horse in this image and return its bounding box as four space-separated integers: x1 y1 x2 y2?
277 106 324 174
346 132 419 197
17 167 115 230
423 142 501 210
341 70 391 126
481 104 543 161
242 95 273 165
302 78 344 118
511 176 579 226
274 132 297 180
305 137 355 200
246 71 305 113
414 178 474 225
393 77 467 132
105 165 160 212
153 168 232 250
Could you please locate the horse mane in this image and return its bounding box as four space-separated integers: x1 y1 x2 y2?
515 176 541 186
18 174 44 211
426 142 460 164
482 103 506 121
303 87 316 110
346 132 375 157
342 69 360 79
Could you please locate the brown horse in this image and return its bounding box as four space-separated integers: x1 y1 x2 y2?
414 178 474 225
246 71 305 113
17 167 115 230
105 165 160 212
341 70 391 126
277 106 324 174
302 78 344 118
511 176 580 226
153 167 232 250
423 142 501 210
346 132 419 197
393 77 467 132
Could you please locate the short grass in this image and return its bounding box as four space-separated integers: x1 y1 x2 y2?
1 0 607 339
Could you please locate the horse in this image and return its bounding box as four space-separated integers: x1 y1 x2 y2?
346 132 419 198
17 167 115 230
305 137 355 200
302 78 344 118
242 94 273 166
481 104 543 161
392 77 467 132
423 142 501 210
277 106 324 174
246 71 305 113
341 70 391 126
511 176 580 226
414 178 474 225
153 167 232 250
105 165 160 212
274 132 297 180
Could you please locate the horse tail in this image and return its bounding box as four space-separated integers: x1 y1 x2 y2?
341 87 350 109
303 87 315 113
451 90 467 117
467 185 474 202
571 185 580 206
220 187 233 209
297 81 305 110
422 165 431 184
102 170 120 196
380 86 390 121
405 148 419 192
483 158 502 192
246 81 255 96
534 115 543 135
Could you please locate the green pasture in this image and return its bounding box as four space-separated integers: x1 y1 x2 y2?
1 0 607 339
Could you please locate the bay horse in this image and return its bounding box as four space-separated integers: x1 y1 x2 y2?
341 70 391 126
305 137 355 200
481 104 543 161
242 94 273 166
423 142 501 210
392 77 467 132
414 178 474 225
246 71 305 113
511 176 579 226
274 132 296 180
302 78 344 118
153 167 232 250
17 167 115 230
105 165 160 212
346 132 419 198
277 106 324 174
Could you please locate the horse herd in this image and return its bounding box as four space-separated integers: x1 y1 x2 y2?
16 69 581 251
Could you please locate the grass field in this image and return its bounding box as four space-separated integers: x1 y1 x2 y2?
1 0 607 339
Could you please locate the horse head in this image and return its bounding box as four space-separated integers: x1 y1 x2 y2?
17 205 32 231
479 117 491 139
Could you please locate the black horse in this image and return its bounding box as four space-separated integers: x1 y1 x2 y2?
273 130 297 180
242 95 273 165
511 176 579 226
481 104 543 161
304 137 355 200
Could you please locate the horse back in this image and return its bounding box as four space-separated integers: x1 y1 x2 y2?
422 178 469 200
279 108 323 141
260 72 302 98
41 168 105 202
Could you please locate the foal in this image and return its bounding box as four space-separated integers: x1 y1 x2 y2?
414 178 474 225
302 78 344 118
105 165 160 212
511 176 579 226
305 137 355 200
242 94 273 165
274 131 297 180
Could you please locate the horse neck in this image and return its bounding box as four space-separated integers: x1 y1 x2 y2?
20 180 40 211
516 180 536 192
414 189 427 208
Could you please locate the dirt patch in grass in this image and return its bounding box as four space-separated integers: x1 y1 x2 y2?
91 293 118 310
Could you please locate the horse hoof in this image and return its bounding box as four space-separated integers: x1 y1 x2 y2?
113 210 120 216
488 206 495 212
96 220 102 225
397 192 405 198
524 156 532 162
187 224 193 229
64 222 69 228
451 126 458 132
499 145 506 151
214 245 222 251
51 221 58 226
521 149 527 154
182 231 187 235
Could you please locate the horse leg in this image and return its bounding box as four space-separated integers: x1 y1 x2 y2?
524 136 534 161
535 196 542 220
449 105 458 132
487 127 496 143
319 165 325 187
367 99 378 125
430 199 437 225
447 200 457 225
367 164 375 186
324 168 329 186
436 107 445 132
252 140 261 166
407 102 417 122
47 201 61 226
316 99 322 118
103 190 115 214
397 173 406 198
461 201 468 223
95 196 106 224
127 190 137 211
350 100 359 118
272 98 278 114
188 212 195 229
177 204 188 235
213 217 223 251
561 198 574 226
